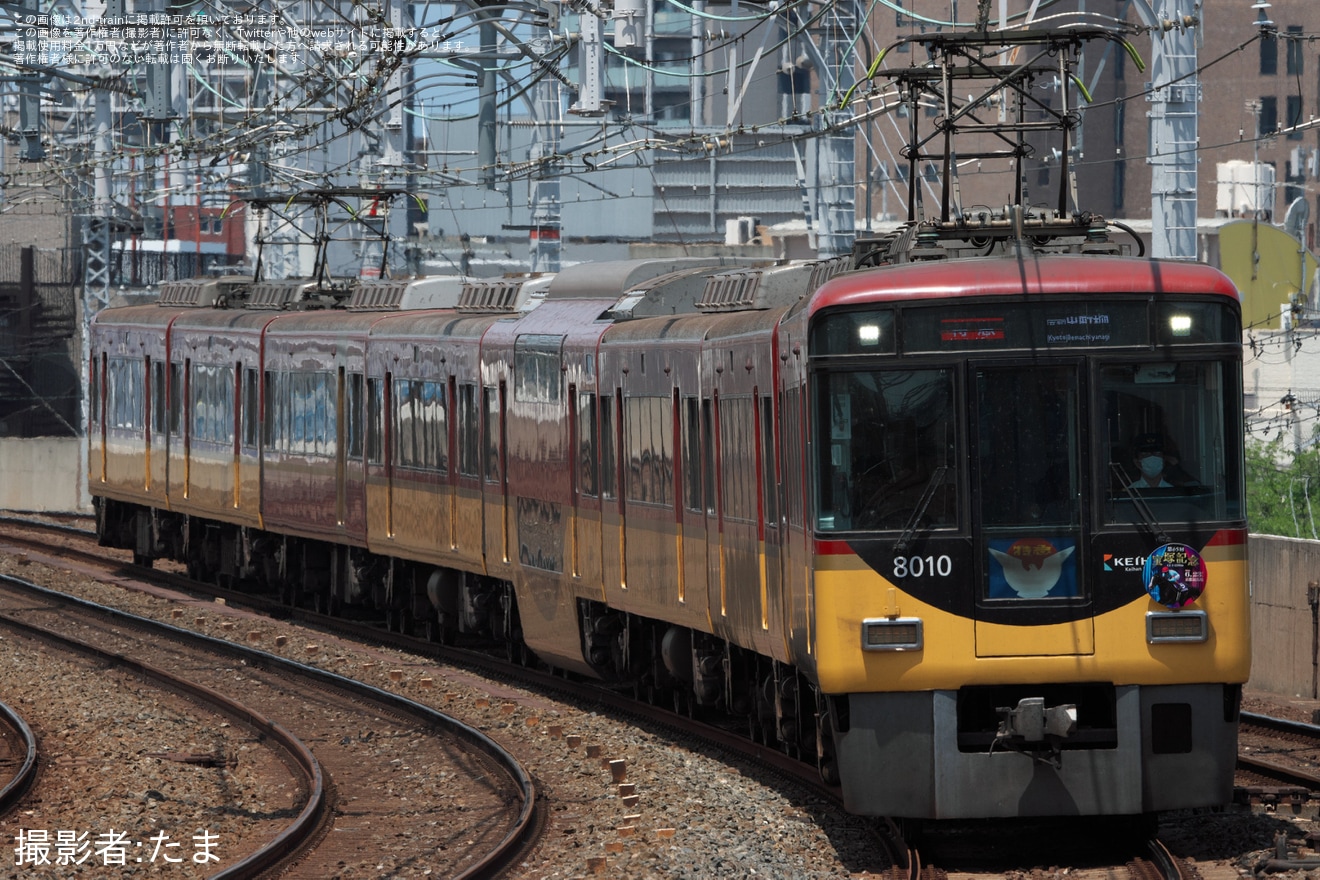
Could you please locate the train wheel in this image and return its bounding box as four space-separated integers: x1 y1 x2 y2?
817 755 840 787
315 593 341 618
438 614 456 645
505 630 531 666
133 552 154 568
278 581 298 607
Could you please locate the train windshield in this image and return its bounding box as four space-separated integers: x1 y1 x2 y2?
814 369 956 531
812 357 1242 534
975 365 1081 530
1100 360 1243 524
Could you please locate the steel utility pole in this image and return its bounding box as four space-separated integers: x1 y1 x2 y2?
812 0 858 258
1147 2 1200 260
527 1 562 273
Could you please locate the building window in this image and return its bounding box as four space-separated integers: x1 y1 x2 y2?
1261 34 1278 76
1288 94 1304 139
1287 25 1304 76
1259 96 1279 135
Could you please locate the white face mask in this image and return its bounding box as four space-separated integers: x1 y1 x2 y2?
1139 455 1164 478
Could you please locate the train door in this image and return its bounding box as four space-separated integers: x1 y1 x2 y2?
599 389 625 596
383 372 395 537
778 379 813 660
482 383 510 565
183 357 192 499
147 357 168 494
971 362 1093 657
680 396 708 609
335 366 347 525
92 352 106 483
238 366 260 513
758 391 788 656
715 394 764 642
230 361 242 509
447 375 458 550
569 385 604 591
703 395 721 622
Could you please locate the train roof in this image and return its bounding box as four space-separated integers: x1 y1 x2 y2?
545 258 757 300
808 254 1241 316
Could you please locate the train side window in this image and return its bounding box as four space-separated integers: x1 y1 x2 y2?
242 368 258 449
483 386 501 483
600 393 617 500
515 334 565 403
108 356 144 431
290 372 306 454
458 382 478 477
682 396 701 512
90 355 101 427
169 362 183 437
222 365 236 445
202 364 229 444
366 377 384 465
781 387 803 528
346 372 364 460
429 380 447 473
278 372 292 452
720 396 755 522
151 359 167 439
702 399 715 516
578 391 598 497
318 372 335 457
394 378 418 468
760 394 777 525
624 396 673 507
263 372 276 450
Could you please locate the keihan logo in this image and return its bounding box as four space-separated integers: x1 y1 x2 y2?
1104 553 1149 572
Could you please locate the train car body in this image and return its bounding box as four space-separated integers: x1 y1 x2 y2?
783 256 1247 818
89 246 1248 822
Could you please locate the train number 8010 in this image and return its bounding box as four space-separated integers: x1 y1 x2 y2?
892 555 954 579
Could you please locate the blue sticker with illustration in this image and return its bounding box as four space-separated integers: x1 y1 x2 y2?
988 537 1078 599
1143 543 1207 609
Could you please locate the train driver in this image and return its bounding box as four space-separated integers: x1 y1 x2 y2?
1128 433 1177 489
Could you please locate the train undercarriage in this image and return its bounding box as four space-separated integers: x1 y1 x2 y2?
94 496 841 785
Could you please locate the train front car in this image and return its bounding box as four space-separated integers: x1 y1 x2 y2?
793 255 1248 819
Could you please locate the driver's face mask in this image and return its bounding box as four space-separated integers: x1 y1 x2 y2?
1139 455 1164 478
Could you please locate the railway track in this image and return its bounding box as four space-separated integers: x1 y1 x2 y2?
0 696 37 817
880 818 1198 880
1238 711 1320 797
0 513 1287 878
0 512 896 874
0 514 842 806
0 570 539 878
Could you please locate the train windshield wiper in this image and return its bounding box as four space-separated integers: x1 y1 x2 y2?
894 466 949 555
1109 462 1171 544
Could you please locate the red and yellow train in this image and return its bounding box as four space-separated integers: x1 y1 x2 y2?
90 233 1249 820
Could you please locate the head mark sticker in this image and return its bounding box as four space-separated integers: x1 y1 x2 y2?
1143 543 1207 609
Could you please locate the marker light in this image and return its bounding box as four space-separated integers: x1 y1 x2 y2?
1168 314 1193 337
857 324 882 345
862 618 923 651
1147 610 1207 643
